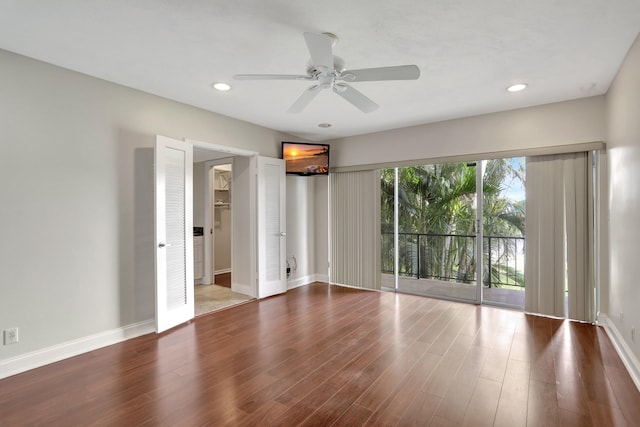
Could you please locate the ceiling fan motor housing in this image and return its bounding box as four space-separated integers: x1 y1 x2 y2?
306 56 346 77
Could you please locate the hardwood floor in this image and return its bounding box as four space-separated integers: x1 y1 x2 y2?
1 283 639 426
215 272 231 288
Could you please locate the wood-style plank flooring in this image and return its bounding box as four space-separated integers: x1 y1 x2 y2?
1 283 639 426
215 272 231 288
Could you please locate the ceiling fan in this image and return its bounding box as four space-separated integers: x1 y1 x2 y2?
234 32 420 113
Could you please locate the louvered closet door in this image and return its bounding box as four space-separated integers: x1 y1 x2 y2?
257 156 287 298
155 135 194 333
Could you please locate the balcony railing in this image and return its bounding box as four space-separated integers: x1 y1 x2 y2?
381 232 525 288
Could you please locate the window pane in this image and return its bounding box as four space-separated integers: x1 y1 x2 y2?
380 168 396 289
482 157 526 308
382 163 478 301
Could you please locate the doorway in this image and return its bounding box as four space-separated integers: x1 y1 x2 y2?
194 156 252 315
155 136 288 332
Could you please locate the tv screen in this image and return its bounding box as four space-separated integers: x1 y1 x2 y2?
281 142 329 175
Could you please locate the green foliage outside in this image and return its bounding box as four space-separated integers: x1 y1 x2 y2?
381 159 526 287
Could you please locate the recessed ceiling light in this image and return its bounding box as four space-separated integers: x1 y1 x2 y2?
318 123 332 128
212 82 231 91
507 83 528 92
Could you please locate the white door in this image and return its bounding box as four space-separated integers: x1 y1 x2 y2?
257 156 287 298
155 135 194 333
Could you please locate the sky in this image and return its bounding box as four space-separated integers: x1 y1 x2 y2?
500 157 526 201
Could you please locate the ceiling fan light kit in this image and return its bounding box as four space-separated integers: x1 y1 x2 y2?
234 32 421 113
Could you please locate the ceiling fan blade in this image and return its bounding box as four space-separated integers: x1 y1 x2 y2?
340 65 420 82
287 86 322 113
303 32 334 70
234 74 311 80
333 84 378 113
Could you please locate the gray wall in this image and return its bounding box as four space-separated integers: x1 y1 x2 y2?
606 33 640 361
328 96 605 168
0 49 315 361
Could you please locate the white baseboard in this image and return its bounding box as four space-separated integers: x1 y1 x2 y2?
599 313 640 391
314 274 329 283
214 268 232 275
287 275 313 289
0 319 155 380
287 274 330 290
232 283 254 297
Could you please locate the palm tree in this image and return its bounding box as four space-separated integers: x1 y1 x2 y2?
381 158 525 287
482 159 525 287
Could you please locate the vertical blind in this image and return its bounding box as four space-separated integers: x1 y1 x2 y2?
525 152 595 322
330 150 597 318
330 170 381 289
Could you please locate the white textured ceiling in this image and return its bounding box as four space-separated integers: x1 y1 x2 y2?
1 1 639 141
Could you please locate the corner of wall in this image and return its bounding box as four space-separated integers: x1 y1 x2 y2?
599 314 640 391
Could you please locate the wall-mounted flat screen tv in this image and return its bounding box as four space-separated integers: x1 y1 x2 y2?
281 142 330 175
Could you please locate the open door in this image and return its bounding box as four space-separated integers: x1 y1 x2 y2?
257 156 287 298
155 135 194 333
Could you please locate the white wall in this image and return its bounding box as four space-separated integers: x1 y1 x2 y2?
314 176 330 281
213 208 231 272
605 33 640 361
285 175 330 287
282 174 330 286
0 48 308 363
285 176 315 287
328 96 605 168
230 156 255 297
193 162 206 229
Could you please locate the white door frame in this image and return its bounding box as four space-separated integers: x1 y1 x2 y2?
189 139 258 158
186 139 259 299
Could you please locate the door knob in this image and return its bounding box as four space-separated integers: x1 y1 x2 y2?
280 232 286 237
158 242 173 248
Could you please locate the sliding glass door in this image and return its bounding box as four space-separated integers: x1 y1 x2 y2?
381 162 482 302
381 157 526 308
482 158 526 308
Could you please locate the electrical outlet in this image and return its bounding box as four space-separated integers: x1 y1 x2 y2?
620 312 624 323
3 327 19 345
632 327 636 342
